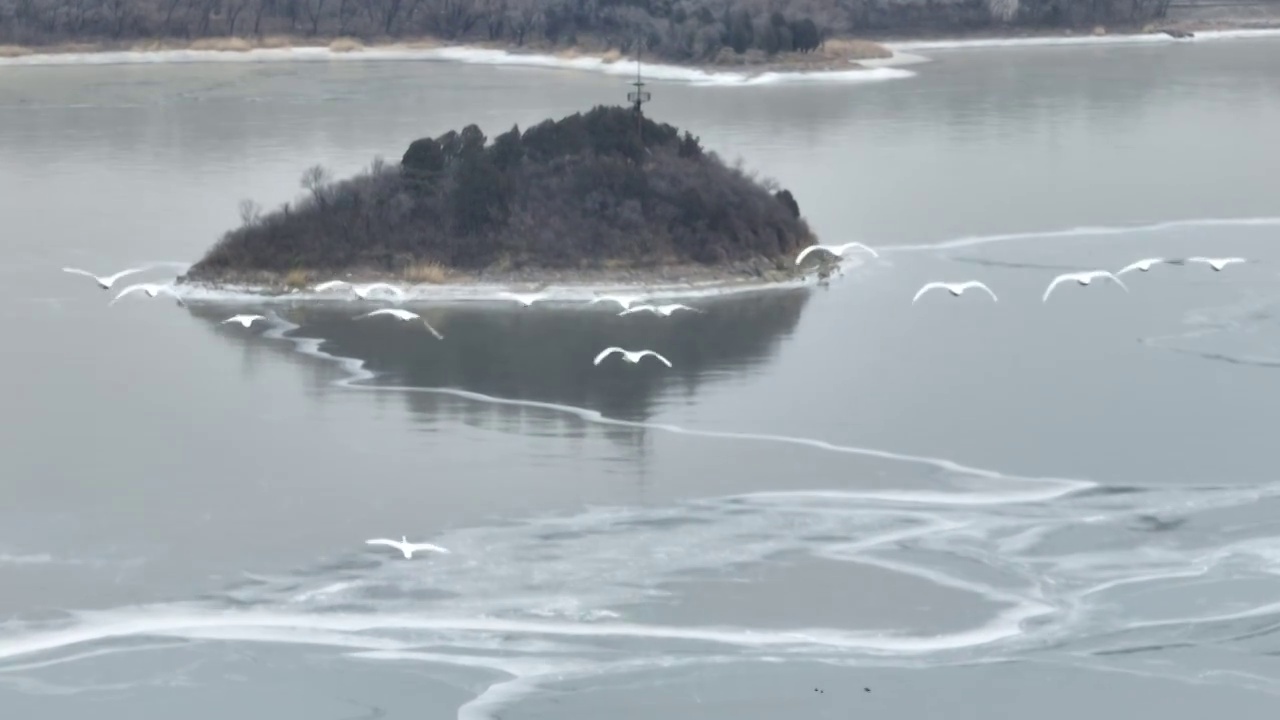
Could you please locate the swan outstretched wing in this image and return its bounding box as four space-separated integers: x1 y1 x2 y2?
1096 271 1129 292
1042 274 1076 302
355 282 405 299
619 305 657 316
363 308 416 320
222 314 262 326
794 245 831 266
365 538 404 549
64 266 147 287
62 267 98 280
499 291 534 305
593 347 625 365
406 543 451 554
637 350 673 367
912 282 946 304
1193 256 1247 269
963 281 999 301
110 283 159 305
590 296 636 309
839 242 880 259
102 267 147 284
662 304 698 314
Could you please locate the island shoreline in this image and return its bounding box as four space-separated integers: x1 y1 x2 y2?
173 262 825 305
176 255 823 301
4 17 1279 76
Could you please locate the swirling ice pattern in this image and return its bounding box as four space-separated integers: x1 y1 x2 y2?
1141 294 1280 370
5 479 1280 713
6 216 1280 715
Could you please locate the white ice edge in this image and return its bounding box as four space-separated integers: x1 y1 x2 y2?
886 27 1280 52
170 272 827 306
4 27 1276 78
0 44 916 86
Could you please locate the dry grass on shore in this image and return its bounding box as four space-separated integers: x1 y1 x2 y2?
402 262 449 285
822 38 895 61
283 268 312 289
328 37 364 52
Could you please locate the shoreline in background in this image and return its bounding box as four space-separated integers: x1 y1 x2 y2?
0 34 899 75
3 19 1279 79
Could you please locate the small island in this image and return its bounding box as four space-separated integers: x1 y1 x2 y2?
184 104 818 291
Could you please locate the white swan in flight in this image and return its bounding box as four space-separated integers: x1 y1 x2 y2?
314 280 351 292
353 282 408 301
500 291 549 307
1186 256 1247 271
358 308 444 339
795 242 879 266
222 314 266 328
619 303 699 316
366 536 451 559
1117 257 1179 276
911 281 998 304
62 266 149 290
589 294 643 310
593 347 673 367
1042 271 1129 302
110 283 185 306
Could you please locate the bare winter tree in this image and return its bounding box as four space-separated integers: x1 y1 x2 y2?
238 198 263 226
301 164 332 208
988 0 1019 23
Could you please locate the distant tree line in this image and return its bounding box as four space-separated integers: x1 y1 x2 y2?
190 105 814 278
2 0 1176 63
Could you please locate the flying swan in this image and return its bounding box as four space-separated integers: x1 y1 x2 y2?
500 291 550 307
795 242 880 266
1116 257 1180 276
911 281 998 304
1042 271 1129 302
222 314 266 328
618 303 699 317
353 283 409 301
593 347 673 367
589 295 643 310
366 536 451 559
1186 256 1247 272
358 308 444 339
110 283 186 306
62 266 149 290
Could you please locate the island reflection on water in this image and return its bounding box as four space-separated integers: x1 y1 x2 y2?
184 288 814 426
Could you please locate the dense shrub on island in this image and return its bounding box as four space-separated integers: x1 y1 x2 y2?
188 105 815 285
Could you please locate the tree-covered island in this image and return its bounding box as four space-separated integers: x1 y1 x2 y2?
183 105 821 290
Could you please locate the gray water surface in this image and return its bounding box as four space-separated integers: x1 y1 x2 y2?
3 39 1280 718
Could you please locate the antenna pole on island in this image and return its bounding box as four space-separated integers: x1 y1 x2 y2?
626 37 651 148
